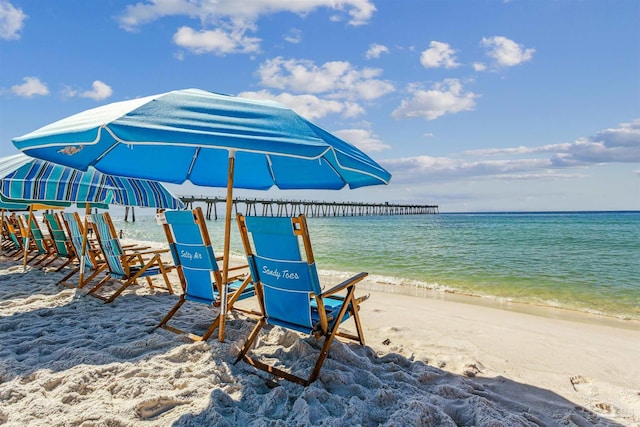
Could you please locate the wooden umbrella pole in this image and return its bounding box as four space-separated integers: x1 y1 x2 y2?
219 150 236 342
78 204 91 287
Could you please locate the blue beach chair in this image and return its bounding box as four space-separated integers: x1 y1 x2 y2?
155 208 255 341
58 212 109 289
87 212 175 303
235 214 369 386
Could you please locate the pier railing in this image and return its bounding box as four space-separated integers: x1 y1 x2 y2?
178 196 439 220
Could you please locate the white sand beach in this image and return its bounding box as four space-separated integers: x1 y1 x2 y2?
1 242 638 426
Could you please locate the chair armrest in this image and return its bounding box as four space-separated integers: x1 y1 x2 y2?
123 245 151 252
320 272 368 297
125 248 169 257
226 263 248 272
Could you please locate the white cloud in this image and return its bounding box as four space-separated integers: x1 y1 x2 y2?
256 57 394 102
79 81 113 101
11 77 48 97
0 0 26 40
467 119 640 164
472 62 487 72
283 28 302 44
118 1 375 57
237 89 364 120
334 128 390 152
420 41 460 69
392 79 478 120
172 26 261 55
365 43 389 59
480 36 535 67
141 0 375 27
382 119 640 185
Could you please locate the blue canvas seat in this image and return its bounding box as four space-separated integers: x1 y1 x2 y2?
155 207 255 341
235 214 368 386
87 212 174 303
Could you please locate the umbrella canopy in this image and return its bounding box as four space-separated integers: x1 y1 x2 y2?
0 153 184 210
12 88 390 189
12 88 391 340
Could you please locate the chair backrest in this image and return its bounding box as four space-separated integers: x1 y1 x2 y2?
18 214 44 254
90 212 128 279
43 213 70 257
3 219 22 249
162 208 222 304
61 212 98 270
239 215 322 334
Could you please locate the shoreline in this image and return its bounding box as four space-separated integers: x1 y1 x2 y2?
356 278 640 332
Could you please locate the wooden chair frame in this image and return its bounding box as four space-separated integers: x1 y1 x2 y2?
234 214 368 386
42 212 74 272
87 212 174 303
17 213 57 267
155 207 255 341
58 211 109 289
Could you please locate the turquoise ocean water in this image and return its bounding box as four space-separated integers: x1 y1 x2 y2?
111 211 640 321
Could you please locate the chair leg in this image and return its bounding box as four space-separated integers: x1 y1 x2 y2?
197 316 222 342
234 318 266 364
159 264 174 295
79 265 108 289
154 296 221 342
57 266 80 287
53 257 73 272
100 277 136 304
155 296 186 331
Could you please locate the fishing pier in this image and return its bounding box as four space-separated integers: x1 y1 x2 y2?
178 196 439 220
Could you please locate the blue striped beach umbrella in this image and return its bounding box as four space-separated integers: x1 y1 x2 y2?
0 153 183 210
0 153 184 269
12 88 391 340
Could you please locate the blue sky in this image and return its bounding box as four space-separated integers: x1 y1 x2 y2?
0 0 638 212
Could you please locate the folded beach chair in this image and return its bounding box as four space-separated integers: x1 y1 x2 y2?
235 214 369 386
88 212 175 303
155 208 255 341
58 212 109 289
43 212 74 271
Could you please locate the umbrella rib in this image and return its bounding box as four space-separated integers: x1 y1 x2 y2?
186 147 201 182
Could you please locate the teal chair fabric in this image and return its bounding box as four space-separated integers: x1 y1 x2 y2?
43 213 70 257
22 214 53 262
43 213 73 271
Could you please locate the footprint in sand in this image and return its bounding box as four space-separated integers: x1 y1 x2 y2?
594 402 613 414
570 375 588 390
135 397 190 420
570 375 597 396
